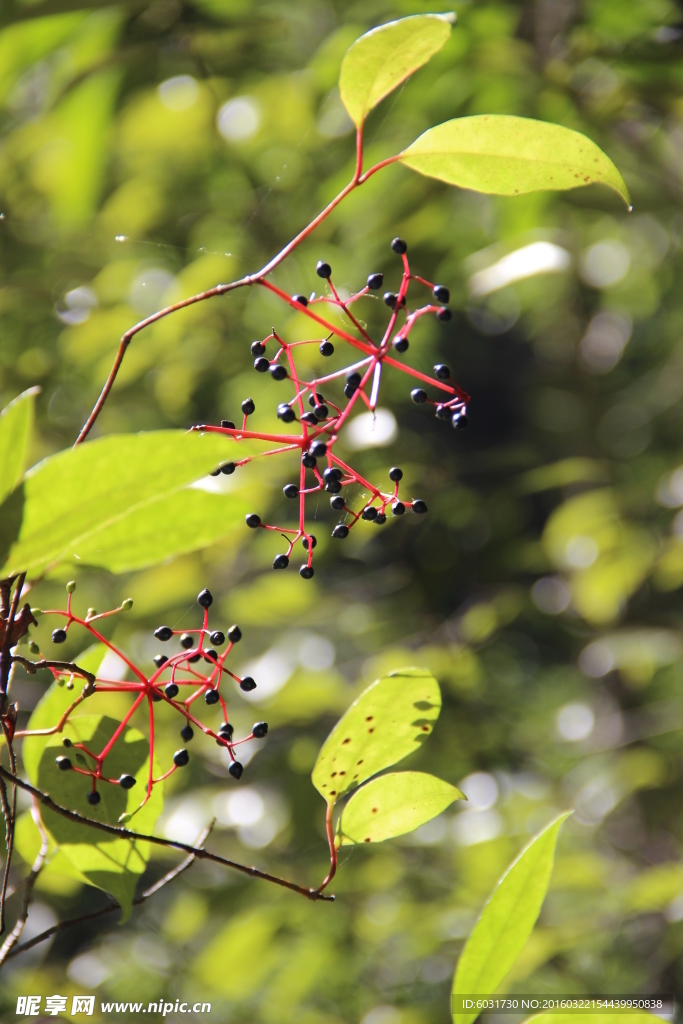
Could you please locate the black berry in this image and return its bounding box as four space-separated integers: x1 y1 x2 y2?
367 272 383 290
246 513 261 528
62 738 72 747
344 384 356 399
165 682 179 699
433 284 450 303
434 364 450 379
273 553 289 569
251 341 266 356
325 479 341 494
180 724 194 742
228 761 243 779
330 495 345 511
56 756 72 771
240 676 257 691
452 412 469 430
154 626 173 641
323 467 342 483
241 398 255 415
302 451 317 468
437 308 452 322
346 371 361 389
301 412 318 426
411 388 427 404
292 294 308 306
319 340 334 356
227 625 242 643
205 649 218 662
173 749 190 767
254 356 269 372
283 483 298 499
383 292 397 308
389 466 403 481
219 722 234 739
391 237 407 254
152 692 163 702
221 419 235 429
302 535 317 549
198 588 213 608
333 524 349 539
412 499 428 514
316 260 332 279
392 501 405 516
204 688 220 705
374 512 387 525
210 630 225 646
252 721 268 738
361 506 377 520
221 462 236 475
119 774 136 790
393 336 408 353
435 404 451 420
188 653 201 663
313 404 329 420
154 654 168 668
310 441 327 457
180 633 194 649
52 628 67 644
277 403 295 423
87 790 101 806
300 565 314 579
270 364 287 381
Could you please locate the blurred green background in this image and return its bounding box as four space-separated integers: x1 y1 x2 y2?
3 0 683 1020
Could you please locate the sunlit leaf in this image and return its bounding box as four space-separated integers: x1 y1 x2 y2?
338 770 463 845
73 483 251 573
0 430 253 575
24 700 162 921
400 116 630 206
0 387 39 505
312 668 441 805
193 908 282 997
452 812 572 1024
339 14 453 128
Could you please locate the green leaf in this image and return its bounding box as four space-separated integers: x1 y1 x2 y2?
400 116 630 207
0 388 39 506
338 770 464 845
452 812 572 1024
311 668 441 805
339 14 453 129
0 429 253 575
23 698 163 921
71 482 252 573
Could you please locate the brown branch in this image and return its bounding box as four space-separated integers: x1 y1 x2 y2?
3 819 215 962
11 656 96 688
74 277 251 445
0 573 25 711
0 765 334 902
0 804 49 964
0 770 12 936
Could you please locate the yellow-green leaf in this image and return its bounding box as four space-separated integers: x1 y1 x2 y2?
338 770 464 845
339 14 453 129
400 115 630 207
312 667 441 805
452 812 572 1024
0 429 252 575
0 387 39 505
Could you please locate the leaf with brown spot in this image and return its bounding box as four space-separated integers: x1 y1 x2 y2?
338 771 464 845
311 668 441 805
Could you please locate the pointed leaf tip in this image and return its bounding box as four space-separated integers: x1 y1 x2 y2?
340 14 453 128
400 115 630 207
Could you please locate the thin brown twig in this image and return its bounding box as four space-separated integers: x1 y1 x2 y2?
0 765 334 902
0 803 49 964
11 656 96 687
3 819 216 961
